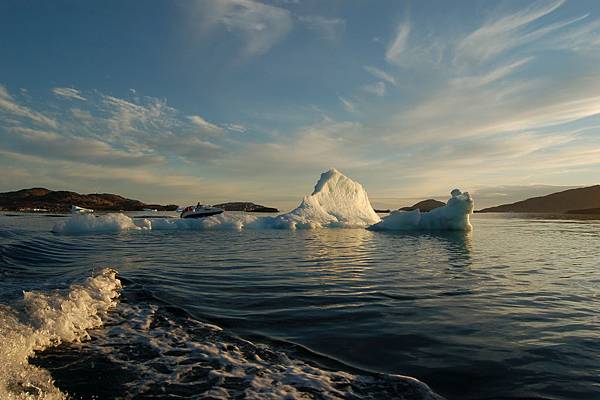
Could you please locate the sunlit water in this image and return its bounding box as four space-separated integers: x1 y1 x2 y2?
1 212 599 399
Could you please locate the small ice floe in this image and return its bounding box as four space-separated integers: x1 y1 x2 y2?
369 189 474 231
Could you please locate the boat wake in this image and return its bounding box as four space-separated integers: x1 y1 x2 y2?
6 270 442 400
0 268 121 400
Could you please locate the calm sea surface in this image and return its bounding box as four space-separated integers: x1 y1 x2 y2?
1 212 599 399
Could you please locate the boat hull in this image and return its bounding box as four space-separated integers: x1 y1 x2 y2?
181 210 224 219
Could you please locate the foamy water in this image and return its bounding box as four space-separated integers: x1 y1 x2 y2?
0 268 121 399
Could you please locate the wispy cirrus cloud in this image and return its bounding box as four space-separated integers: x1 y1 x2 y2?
188 115 225 135
363 66 396 86
455 0 567 64
223 123 247 133
385 20 410 65
0 85 230 171
0 84 57 128
52 87 87 101
338 96 355 113
361 81 386 96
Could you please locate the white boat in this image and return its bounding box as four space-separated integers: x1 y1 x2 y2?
180 204 223 219
143 208 158 212
71 205 94 214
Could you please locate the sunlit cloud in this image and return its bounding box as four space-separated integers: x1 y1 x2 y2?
188 115 225 134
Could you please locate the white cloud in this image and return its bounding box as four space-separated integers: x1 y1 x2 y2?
0 84 57 128
338 96 355 113
363 66 396 86
298 15 346 42
52 87 87 101
450 57 533 88
7 126 164 167
188 115 225 134
223 123 247 133
362 81 386 96
0 86 229 171
385 20 410 65
456 0 567 63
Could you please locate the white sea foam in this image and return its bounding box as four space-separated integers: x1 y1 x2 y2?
0 269 121 399
88 300 442 399
369 189 474 231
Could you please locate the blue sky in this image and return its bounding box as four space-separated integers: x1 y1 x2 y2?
1 0 600 209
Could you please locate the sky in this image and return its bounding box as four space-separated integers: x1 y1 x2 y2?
1 0 600 210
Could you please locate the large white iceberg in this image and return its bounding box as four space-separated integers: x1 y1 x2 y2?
369 189 474 231
277 168 381 228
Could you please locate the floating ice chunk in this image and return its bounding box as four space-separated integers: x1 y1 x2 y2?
52 213 141 234
150 213 257 231
278 168 381 228
369 189 474 231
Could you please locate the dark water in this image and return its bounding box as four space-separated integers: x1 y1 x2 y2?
1 213 599 399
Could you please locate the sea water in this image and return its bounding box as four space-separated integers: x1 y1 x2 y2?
1 212 599 399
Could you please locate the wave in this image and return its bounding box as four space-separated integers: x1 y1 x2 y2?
0 269 121 399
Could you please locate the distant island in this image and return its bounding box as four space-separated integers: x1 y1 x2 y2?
213 202 278 213
399 199 445 212
477 185 600 213
0 188 179 212
0 188 279 213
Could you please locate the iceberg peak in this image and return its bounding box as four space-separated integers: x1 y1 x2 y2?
285 168 381 227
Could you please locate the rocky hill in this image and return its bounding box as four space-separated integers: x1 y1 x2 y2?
477 185 600 213
0 188 178 212
399 199 445 212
